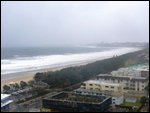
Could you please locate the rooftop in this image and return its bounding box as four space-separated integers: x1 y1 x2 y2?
1 94 11 100
97 74 148 81
46 92 109 104
1 94 13 108
84 80 121 86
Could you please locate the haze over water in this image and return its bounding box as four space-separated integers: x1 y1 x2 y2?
1 46 141 75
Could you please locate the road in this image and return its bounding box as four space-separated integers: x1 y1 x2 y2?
15 91 57 112
14 82 81 112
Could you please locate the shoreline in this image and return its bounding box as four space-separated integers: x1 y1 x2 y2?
1 59 98 89
1 47 142 89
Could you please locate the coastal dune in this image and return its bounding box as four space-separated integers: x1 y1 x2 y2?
1 47 142 88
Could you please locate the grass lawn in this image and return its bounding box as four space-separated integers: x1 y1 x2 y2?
121 102 142 107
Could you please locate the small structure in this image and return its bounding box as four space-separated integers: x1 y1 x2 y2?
1 94 13 112
111 92 124 105
125 98 137 103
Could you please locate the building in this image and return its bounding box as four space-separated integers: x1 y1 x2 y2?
79 64 149 103
81 80 123 93
11 87 33 102
74 88 124 105
97 65 149 92
111 93 124 105
42 91 111 112
96 73 149 93
1 94 13 112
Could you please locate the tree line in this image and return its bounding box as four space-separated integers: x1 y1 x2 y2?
33 48 149 88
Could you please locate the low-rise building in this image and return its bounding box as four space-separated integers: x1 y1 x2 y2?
42 91 111 112
1 94 13 112
111 92 124 105
11 87 34 102
81 80 123 93
96 72 148 93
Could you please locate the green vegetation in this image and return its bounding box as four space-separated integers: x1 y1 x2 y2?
2 81 29 93
121 102 142 107
32 87 49 96
34 56 124 88
31 48 149 88
14 83 20 89
140 96 147 104
20 81 28 89
3 85 10 93
33 48 149 88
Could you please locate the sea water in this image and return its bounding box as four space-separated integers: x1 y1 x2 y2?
1 46 141 75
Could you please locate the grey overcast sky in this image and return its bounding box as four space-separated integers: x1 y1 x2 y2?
1 1 149 47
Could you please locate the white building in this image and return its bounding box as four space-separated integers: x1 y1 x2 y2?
1 94 13 112
111 93 124 105
81 80 123 93
96 72 149 93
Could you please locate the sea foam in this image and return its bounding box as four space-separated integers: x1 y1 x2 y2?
1 47 141 75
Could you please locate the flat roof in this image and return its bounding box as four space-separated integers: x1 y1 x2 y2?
1 100 13 108
46 92 109 104
84 80 121 86
135 69 149 71
97 74 148 81
1 94 11 100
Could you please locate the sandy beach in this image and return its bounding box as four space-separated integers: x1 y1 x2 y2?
1 47 142 89
1 59 98 88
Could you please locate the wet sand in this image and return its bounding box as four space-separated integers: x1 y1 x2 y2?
1 59 98 89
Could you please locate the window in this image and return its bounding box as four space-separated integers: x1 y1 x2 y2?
111 86 114 88
123 87 129 90
82 83 86 86
89 84 93 86
105 86 109 88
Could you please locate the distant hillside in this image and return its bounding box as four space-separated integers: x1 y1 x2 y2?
34 48 149 88
93 42 149 48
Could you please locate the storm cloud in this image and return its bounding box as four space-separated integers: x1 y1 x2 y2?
1 1 149 47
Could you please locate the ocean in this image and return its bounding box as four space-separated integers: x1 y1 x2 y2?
1 46 141 75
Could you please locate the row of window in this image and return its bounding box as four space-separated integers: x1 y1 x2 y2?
89 84 115 89
100 78 145 84
105 86 114 88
